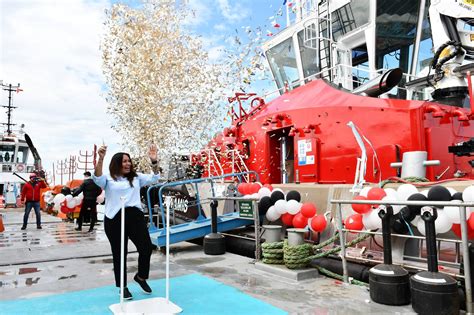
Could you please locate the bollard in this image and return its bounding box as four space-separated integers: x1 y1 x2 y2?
263 225 282 243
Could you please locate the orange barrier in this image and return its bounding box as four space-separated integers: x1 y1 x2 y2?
0 214 4 233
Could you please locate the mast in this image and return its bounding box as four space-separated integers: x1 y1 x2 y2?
1 82 21 135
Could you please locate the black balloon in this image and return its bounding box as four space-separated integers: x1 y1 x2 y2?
427 186 451 208
399 206 418 222
258 196 273 216
270 190 285 205
407 193 428 216
391 214 409 234
452 192 463 201
61 186 71 195
286 190 301 202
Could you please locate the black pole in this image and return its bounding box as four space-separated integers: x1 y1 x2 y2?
210 200 218 234
379 206 393 265
1 82 20 135
422 207 438 272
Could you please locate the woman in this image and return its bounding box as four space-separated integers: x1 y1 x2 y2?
93 144 160 300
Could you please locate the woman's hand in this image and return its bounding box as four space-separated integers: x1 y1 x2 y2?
98 145 107 160
148 144 158 163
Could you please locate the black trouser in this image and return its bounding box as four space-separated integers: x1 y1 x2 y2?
23 201 41 227
104 207 153 287
77 200 97 230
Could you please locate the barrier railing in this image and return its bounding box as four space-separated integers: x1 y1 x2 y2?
330 199 474 313
146 171 259 231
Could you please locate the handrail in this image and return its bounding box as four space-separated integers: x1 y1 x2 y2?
331 198 473 313
146 171 260 231
203 149 224 177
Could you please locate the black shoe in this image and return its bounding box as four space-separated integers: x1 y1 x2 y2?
87 229 94 233
37 226 42 229
75 227 82 231
119 287 133 300
21 226 26 230
134 274 152 294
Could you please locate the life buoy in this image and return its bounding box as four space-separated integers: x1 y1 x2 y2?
16 164 25 172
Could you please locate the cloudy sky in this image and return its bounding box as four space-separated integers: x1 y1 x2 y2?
0 0 285 183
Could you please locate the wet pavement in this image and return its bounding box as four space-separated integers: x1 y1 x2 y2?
0 208 416 314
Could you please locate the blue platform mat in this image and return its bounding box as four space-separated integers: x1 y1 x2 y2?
0 273 287 315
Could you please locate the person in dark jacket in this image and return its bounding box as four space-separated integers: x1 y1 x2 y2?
21 173 48 230
73 171 102 232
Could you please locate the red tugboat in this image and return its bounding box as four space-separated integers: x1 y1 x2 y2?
194 0 474 189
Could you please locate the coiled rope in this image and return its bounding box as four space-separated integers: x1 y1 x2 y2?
282 232 371 269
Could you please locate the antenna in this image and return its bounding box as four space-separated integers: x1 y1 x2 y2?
1 82 21 135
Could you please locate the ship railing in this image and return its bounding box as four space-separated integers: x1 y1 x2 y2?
202 149 224 179
225 150 250 182
330 198 473 313
146 171 260 231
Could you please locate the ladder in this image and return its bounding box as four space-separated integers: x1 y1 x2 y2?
317 0 332 81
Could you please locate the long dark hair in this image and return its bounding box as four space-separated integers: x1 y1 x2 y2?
109 152 137 187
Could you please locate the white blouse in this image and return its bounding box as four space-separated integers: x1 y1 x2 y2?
93 173 160 219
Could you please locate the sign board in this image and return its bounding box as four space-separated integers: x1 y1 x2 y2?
238 200 254 218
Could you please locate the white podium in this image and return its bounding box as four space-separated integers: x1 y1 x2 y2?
110 196 182 314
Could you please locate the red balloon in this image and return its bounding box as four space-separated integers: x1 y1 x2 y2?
281 213 294 226
351 196 372 214
452 223 474 240
237 183 247 195
250 183 261 194
468 212 474 231
292 213 309 228
301 203 317 218
263 184 273 191
344 214 364 231
310 215 327 232
367 188 386 200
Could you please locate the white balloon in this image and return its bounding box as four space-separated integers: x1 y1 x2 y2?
66 197 77 209
53 193 66 205
274 199 288 215
397 184 418 201
362 209 381 230
73 196 82 206
435 210 453 234
250 193 259 199
359 186 371 197
257 187 272 200
77 192 84 201
444 200 465 224
287 200 302 215
447 187 458 196
411 215 421 227
381 196 402 214
265 206 281 222
417 218 426 236
463 186 474 202
384 188 397 200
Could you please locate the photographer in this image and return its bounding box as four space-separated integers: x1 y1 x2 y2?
21 173 48 230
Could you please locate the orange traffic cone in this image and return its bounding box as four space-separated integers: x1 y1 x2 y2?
0 214 4 233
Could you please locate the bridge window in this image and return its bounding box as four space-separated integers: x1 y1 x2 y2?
0 144 15 163
266 37 300 91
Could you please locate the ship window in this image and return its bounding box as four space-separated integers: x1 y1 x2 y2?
331 0 370 40
297 30 318 80
17 147 28 163
266 37 300 92
0 144 15 163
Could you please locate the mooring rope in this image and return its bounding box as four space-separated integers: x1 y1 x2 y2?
314 265 368 287
261 241 284 264
282 233 372 269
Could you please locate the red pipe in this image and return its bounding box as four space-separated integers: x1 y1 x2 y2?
423 104 444 118
451 108 469 121
467 71 474 117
